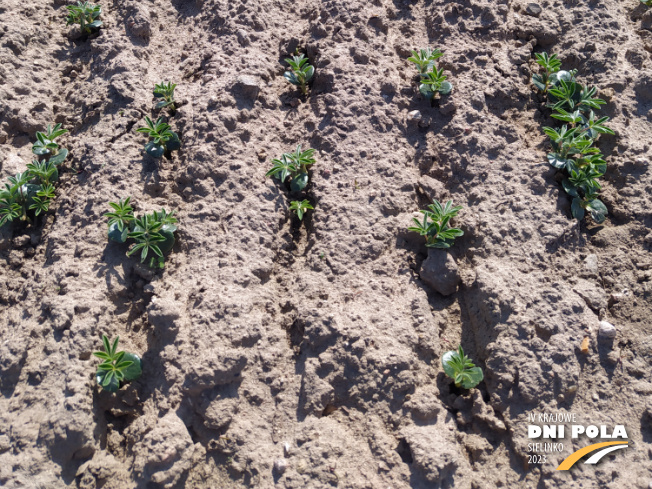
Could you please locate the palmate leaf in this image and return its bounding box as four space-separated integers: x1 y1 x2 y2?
289 199 313 220
93 334 142 392
266 157 295 182
409 199 463 248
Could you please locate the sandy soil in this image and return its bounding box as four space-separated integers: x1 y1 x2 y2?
0 0 651 487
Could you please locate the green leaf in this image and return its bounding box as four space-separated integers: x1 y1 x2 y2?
48 149 68 166
586 199 607 223
547 153 570 169
439 81 452 95
284 72 298 86
145 142 165 158
304 65 315 82
532 74 546 91
419 84 434 99
121 352 142 381
290 172 309 192
571 197 585 220
108 221 129 243
96 368 120 392
561 178 579 197
460 366 484 389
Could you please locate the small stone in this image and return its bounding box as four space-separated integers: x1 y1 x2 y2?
598 321 617 339
592 392 599 401
236 29 250 47
283 442 291 457
383 369 390 375
233 75 260 102
525 3 542 17
584 254 599 277
419 248 461 296
274 459 287 474
407 110 422 122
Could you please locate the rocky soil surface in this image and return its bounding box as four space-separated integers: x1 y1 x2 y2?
1 0 651 487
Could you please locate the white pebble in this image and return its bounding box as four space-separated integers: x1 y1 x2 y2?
274 459 287 474
598 321 617 339
407 110 422 121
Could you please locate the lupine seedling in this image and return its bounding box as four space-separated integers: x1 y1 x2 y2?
532 52 562 93
65 1 103 35
153 82 177 111
105 198 178 268
290 200 313 220
266 145 316 192
93 335 142 393
105 197 134 243
442 346 483 389
32 124 68 160
284 54 314 95
136 116 181 158
419 67 452 99
408 199 463 248
641 0 651 6
1 125 69 227
533 53 613 223
409 49 452 100
408 48 444 74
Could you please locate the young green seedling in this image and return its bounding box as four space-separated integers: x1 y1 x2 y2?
641 0 651 6
408 48 444 74
105 199 178 268
290 200 313 220
136 116 181 158
105 197 134 243
532 52 561 93
266 145 316 192
65 1 103 35
442 346 483 389
408 199 463 248
1 125 69 228
419 66 453 99
32 124 68 158
284 54 314 95
93 335 142 393
153 82 177 111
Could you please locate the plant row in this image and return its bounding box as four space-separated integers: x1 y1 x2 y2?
532 53 614 223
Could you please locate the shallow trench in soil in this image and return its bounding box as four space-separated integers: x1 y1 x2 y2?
0 0 651 487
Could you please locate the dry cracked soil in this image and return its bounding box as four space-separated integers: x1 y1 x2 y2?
1 0 652 487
